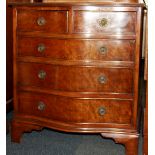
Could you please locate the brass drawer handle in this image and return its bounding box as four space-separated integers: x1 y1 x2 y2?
98 75 107 84
38 44 45 53
37 17 46 26
98 107 106 116
38 70 46 80
99 47 107 55
38 101 46 111
98 18 108 27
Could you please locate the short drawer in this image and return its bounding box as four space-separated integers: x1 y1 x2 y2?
18 91 132 124
18 38 135 61
17 62 133 93
17 10 68 33
73 11 136 34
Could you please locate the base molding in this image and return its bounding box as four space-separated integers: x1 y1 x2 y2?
11 119 139 154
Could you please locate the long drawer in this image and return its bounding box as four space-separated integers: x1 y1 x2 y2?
18 38 135 61
17 62 133 93
17 9 68 33
18 91 132 124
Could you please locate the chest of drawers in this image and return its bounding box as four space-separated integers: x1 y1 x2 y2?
11 2 144 155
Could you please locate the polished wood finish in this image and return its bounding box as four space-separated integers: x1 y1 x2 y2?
44 0 139 3
101 132 139 155
18 91 132 124
144 10 148 81
73 11 136 35
18 38 135 61
17 62 133 93
143 9 148 155
8 1 145 7
10 2 144 155
143 82 148 155
11 120 43 143
6 0 13 112
17 9 68 33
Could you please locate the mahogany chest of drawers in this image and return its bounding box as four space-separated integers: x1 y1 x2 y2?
10 2 144 155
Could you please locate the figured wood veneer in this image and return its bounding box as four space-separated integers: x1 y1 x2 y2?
10 3 144 155
17 62 134 93
73 11 136 35
18 91 133 124
18 38 135 61
17 9 68 33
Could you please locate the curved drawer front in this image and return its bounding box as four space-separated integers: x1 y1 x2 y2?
17 62 133 93
17 10 68 33
18 38 135 61
18 92 132 124
73 11 136 34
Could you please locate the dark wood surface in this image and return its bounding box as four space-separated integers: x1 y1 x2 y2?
6 0 13 112
143 9 148 155
17 9 68 33
18 38 135 61
18 91 133 124
17 62 133 93
143 82 148 155
10 3 144 155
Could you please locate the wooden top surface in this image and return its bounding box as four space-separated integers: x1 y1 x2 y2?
8 0 145 7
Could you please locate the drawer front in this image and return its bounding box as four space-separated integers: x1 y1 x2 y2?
73 11 136 34
18 38 135 61
18 62 133 93
17 10 68 33
18 92 132 124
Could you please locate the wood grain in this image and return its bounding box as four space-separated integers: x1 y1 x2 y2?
18 91 133 124
11 4 144 155
17 9 68 33
18 38 135 61
17 62 134 93
73 11 136 35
